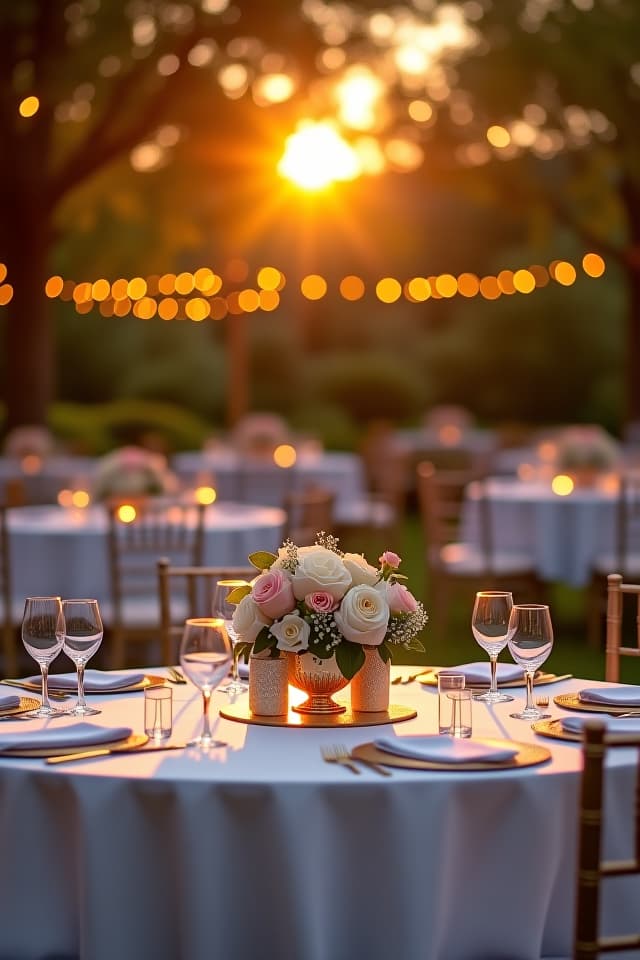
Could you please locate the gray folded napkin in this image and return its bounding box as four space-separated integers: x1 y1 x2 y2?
0 722 132 753
439 662 524 685
373 735 519 764
561 715 640 734
578 685 640 707
0 693 21 710
23 670 145 692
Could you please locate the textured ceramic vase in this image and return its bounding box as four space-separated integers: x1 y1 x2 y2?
350 647 391 713
288 651 349 714
249 654 289 716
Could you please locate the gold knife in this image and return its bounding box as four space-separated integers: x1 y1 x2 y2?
46 741 188 764
1 679 69 700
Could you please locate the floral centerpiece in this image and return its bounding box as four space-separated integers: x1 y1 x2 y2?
92 445 178 501
230 534 427 712
554 425 619 478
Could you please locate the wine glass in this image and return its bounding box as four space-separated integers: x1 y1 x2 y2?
507 603 554 720
179 617 233 749
471 590 514 703
215 578 250 696
61 599 103 716
21 596 66 718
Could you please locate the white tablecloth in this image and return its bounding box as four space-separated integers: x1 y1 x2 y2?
0 669 637 960
462 477 618 586
6 502 284 617
171 449 366 513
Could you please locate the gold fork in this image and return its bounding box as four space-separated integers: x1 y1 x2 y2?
321 744 361 775
166 666 187 684
535 696 550 708
392 670 430 685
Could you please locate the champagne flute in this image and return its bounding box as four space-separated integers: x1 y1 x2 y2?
21 596 66 718
215 578 250 696
471 590 514 703
507 604 554 720
179 617 232 749
61 599 103 716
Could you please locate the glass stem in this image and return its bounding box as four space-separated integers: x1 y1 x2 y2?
489 655 498 695
230 644 239 683
77 662 86 707
40 663 51 709
201 689 212 741
525 671 535 711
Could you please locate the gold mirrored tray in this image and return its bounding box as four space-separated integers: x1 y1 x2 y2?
219 701 417 728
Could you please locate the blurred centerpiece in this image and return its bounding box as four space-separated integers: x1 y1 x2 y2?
92 445 178 502
553 425 620 487
231 535 427 715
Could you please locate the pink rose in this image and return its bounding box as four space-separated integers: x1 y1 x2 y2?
386 581 418 614
305 591 339 613
379 551 401 569
252 570 296 619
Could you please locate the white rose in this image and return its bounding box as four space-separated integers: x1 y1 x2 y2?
342 552 379 586
291 545 352 601
270 613 310 652
334 584 389 646
231 594 271 644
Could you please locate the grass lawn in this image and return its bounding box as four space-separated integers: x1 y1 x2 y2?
342 511 637 684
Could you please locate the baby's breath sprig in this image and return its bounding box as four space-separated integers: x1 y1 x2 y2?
314 532 343 555
279 538 298 573
385 603 429 649
307 611 343 654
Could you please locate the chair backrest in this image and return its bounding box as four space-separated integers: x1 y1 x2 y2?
0 505 16 676
282 487 335 546
615 471 640 574
107 498 206 633
415 461 491 568
574 720 640 959
605 573 640 682
157 557 255 663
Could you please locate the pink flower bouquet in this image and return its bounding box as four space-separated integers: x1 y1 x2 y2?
230 535 428 680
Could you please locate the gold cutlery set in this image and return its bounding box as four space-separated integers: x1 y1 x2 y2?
321 744 391 777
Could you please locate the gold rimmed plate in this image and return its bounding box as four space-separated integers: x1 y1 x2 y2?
3 733 149 759
45 675 165 695
220 701 417 728
0 696 39 717
553 692 640 716
532 718 640 745
351 739 551 772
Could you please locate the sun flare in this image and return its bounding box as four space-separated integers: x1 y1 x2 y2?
278 121 361 191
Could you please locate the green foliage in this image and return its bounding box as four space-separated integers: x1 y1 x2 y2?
289 402 359 451
313 354 426 424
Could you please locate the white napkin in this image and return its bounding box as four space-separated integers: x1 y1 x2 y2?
373 735 519 764
0 722 132 753
561 715 640 734
23 670 145 692
578 685 640 707
0 693 21 710
438 662 524 685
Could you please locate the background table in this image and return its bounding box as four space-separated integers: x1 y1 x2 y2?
0 669 637 960
6 501 284 618
462 477 618 586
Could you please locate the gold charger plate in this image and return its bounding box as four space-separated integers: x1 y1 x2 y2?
0 696 39 717
2 733 148 759
532 718 639 745
46 675 165 695
219 701 417 728
553 692 640 716
351 739 551 772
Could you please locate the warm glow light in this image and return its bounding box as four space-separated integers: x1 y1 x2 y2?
91 279 111 301
158 297 178 320
278 121 361 190
117 505 137 523
335 67 385 131
407 277 431 301
252 73 295 105
71 489 90 508
0 283 15 306
273 444 297 468
195 485 217 505
301 275 327 300
538 442 557 463
257 266 281 291
21 455 42 474
175 272 195 295
339 275 365 300
434 274 457 298
552 474 574 496
583 252 605 277
439 425 462 446
237 289 260 312
554 261 577 286
45 276 63 298
513 269 536 294
57 489 73 507
186 297 210 321
487 125 511 148
259 290 280 311
457 273 479 297
376 277 402 303
19 96 39 118
127 277 147 300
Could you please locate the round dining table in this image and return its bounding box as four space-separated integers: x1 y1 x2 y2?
0 668 637 960
5 501 285 618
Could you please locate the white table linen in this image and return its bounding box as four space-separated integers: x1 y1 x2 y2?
0 670 638 960
5 501 285 618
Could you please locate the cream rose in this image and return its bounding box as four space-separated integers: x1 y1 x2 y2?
231 594 271 644
291 545 351 601
270 613 310 653
342 552 379 586
334 584 389 646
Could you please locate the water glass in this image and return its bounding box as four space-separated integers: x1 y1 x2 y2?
438 673 468 736
179 617 232 749
144 686 173 741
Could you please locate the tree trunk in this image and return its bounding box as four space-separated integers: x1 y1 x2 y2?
3 214 54 432
620 176 640 425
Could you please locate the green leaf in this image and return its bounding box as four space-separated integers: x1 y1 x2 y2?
253 626 275 655
406 637 426 653
225 584 251 605
335 641 366 681
307 635 333 659
235 641 253 664
378 641 392 663
249 550 276 570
